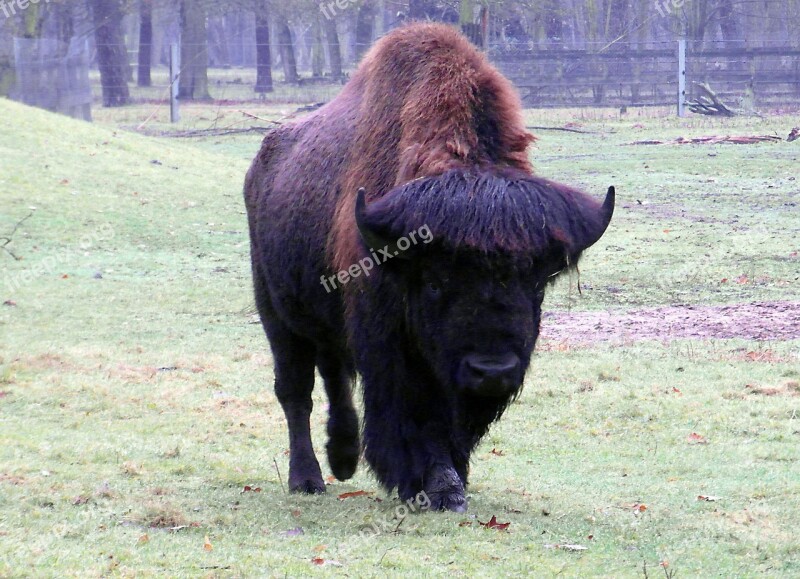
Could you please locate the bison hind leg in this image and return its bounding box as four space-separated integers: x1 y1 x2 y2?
255 280 325 494
317 350 360 481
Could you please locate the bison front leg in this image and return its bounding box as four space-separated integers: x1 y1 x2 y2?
365 412 468 512
316 349 360 481
422 463 467 513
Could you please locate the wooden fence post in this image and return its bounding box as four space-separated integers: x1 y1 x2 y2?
170 43 180 123
677 39 686 117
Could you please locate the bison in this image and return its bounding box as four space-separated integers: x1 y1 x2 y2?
244 22 614 512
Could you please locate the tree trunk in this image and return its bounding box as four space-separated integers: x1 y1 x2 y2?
718 0 741 43
138 0 152 87
92 0 130 107
277 16 298 84
312 19 325 78
208 18 231 68
179 0 211 100
254 7 273 93
542 0 563 42
323 17 342 82
409 0 437 20
355 0 376 60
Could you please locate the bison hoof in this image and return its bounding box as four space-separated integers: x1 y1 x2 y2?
327 439 359 481
425 465 467 512
289 477 326 494
429 490 468 512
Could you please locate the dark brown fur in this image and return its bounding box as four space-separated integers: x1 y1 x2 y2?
243 22 614 510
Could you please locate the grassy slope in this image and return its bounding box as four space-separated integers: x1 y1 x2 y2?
0 98 799 577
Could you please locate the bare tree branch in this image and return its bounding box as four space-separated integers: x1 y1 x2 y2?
0 211 34 261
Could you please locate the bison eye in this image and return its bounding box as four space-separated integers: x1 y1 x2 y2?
426 281 441 298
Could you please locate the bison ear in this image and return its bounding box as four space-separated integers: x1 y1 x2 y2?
354 188 412 259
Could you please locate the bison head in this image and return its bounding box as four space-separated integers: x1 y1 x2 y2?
355 168 614 401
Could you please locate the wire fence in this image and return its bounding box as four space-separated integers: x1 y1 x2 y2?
11 37 93 121
8 39 800 119
490 40 800 110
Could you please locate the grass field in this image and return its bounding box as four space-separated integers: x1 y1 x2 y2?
1 96 799 577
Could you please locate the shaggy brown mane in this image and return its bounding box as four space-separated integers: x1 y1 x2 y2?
329 22 536 275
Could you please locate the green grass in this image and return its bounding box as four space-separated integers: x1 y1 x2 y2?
1 97 799 577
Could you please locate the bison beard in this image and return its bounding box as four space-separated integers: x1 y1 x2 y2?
243 23 614 511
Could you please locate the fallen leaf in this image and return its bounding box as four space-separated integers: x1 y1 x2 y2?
660 560 669 568
61 274 69 279
697 495 721 502
458 521 473 527
203 536 213 551
2 300 16 307
71 495 90 506
720 278 728 283
241 485 262 493
479 515 510 530
490 448 505 456
736 274 749 284
291 509 301 518
311 558 342 567
337 490 373 500
325 475 336 484
688 432 708 444
672 387 682 395
622 502 647 512
138 533 149 544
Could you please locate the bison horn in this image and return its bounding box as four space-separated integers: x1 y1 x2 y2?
581 186 615 250
354 188 412 259
592 185 617 243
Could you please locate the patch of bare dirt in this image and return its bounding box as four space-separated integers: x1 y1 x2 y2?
540 301 800 344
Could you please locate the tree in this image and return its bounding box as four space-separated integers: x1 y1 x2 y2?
355 0 376 60
276 15 298 83
138 0 152 87
311 18 325 77
409 0 434 20
92 0 130 106
323 17 343 82
254 3 273 93
179 0 211 100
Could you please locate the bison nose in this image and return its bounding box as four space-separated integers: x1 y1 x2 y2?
459 353 521 397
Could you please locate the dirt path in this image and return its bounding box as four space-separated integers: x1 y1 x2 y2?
540 301 800 343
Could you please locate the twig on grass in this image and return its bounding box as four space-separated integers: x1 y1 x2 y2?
238 110 283 125
273 457 286 495
167 125 273 138
526 125 596 134
376 546 397 566
1 211 34 261
393 515 407 533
